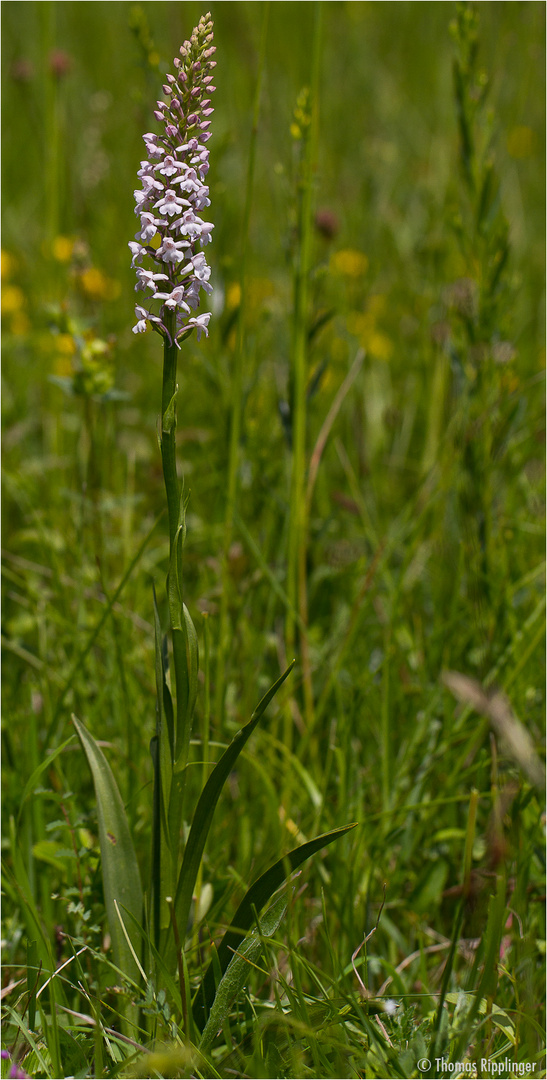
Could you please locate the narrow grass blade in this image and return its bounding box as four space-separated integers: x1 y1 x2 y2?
194 822 357 1029
27 938 39 1031
72 716 143 988
46 514 161 748
17 735 75 826
5 823 55 977
449 873 507 1063
171 662 295 960
152 587 174 945
199 892 288 1052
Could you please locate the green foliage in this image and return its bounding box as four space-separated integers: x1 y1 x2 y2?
2 2 545 1077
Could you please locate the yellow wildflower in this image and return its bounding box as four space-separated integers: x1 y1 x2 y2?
1 285 24 315
226 282 241 310
1 250 16 281
247 277 274 309
78 267 120 301
56 332 77 357
347 311 375 339
368 331 393 362
52 235 76 262
331 249 369 278
346 309 393 360
12 313 30 335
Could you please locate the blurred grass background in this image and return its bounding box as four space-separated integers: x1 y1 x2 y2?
2 2 545 1075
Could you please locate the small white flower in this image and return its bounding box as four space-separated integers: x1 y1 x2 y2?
193 185 211 211
156 236 189 265
154 188 186 216
128 241 146 267
184 279 201 310
198 221 214 246
173 165 201 194
132 305 150 333
175 210 202 239
137 212 161 243
157 154 184 178
383 1000 398 1017
185 312 211 340
153 285 191 312
133 189 151 213
142 132 165 158
191 252 211 282
137 160 156 178
135 268 170 292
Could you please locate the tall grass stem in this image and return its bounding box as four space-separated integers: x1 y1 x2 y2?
214 2 270 726
285 0 323 745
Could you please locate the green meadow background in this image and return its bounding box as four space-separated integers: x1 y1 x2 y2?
2 2 545 1077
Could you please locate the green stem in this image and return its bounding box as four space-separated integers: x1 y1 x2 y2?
381 625 392 814
42 1 60 243
285 0 322 740
161 313 190 824
161 312 180 552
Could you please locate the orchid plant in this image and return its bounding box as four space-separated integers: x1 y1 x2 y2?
72 13 354 1051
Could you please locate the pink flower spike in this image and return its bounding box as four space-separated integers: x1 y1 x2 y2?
130 13 214 343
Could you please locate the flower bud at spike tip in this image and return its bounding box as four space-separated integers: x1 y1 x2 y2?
129 14 215 344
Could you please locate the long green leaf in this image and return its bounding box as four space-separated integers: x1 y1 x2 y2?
199 892 289 1052
171 662 295 960
194 821 357 1029
72 716 143 987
